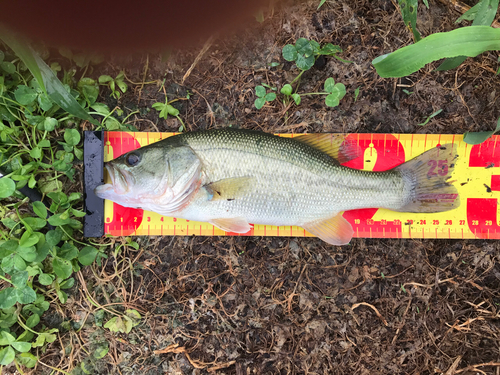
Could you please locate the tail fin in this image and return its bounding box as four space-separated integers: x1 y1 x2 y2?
395 144 460 213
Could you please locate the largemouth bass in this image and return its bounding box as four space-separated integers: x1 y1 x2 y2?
95 128 459 245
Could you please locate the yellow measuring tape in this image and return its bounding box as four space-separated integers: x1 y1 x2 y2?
102 131 500 240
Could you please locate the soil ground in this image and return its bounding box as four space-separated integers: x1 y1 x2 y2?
32 0 500 374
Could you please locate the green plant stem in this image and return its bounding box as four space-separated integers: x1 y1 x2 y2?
300 92 328 96
122 110 140 123
290 70 305 85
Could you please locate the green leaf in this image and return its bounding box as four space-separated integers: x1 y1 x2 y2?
255 85 266 98
91 103 111 116
78 246 98 266
332 83 346 99
64 129 81 146
93 343 109 359
282 44 298 61
48 213 71 226
19 232 39 248
104 316 130 333
324 77 336 93
0 346 15 365
16 352 38 368
463 117 500 145
292 93 301 105
16 286 36 304
14 85 37 105
32 51 98 125
456 2 481 23
318 0 327 10
32 201 47 219
38 273 54 286
17 246 37 262
104 117 121 130
418 109 443 126
58 242 78 260
0 177 15 199
0 331 15 345
0 61 15 74
398 0 421 41
23 217 46 231
254 97 265 109
151 102 165 111
318 43 342 56
325 94 340 107
56 290 67 304
38 93 54 111
372 26 500 78
437 0 499 71
98 75 113 84
29 147 42 159
11 341 31 352
264 92 276 102
280 84 293 96
60 277 74 289
26 313 40 328
10 271 29 288
295 38 314 57
295 54 315 71
166 105 179 116
52 257 73 279
43 117 58 131
354 87 360 101
46 230 62 247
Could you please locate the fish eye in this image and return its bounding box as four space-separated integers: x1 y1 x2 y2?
125 152 141 167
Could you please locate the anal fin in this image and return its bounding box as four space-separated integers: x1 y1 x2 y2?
210 217 252 234
303 213 353 245
204 176 254 201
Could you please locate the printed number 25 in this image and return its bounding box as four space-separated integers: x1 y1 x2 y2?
428 160 448 177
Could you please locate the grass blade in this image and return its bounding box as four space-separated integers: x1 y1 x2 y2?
463 117 500 145
398 0 421 41
372 26 500 78
32 52 99 125
0 25 46 94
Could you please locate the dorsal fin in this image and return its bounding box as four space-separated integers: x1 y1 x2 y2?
295 134 361 164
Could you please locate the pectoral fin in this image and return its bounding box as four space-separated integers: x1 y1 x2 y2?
295 134 361 164
210 217 252 233
303 213 353 245
204 176 254 201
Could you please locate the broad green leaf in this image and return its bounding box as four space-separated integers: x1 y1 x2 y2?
0 331 15 345
398 0 421 41
254 97 266 109
52 257 73 279
57 289 67 304
280 84 292 96
60 277 74 289
46 229 62 247
319 43 342 56
38 273 54 286
58 242 78 260
13 254 26 271
438 0 499 71
292 93 301 105
255 85 266 98
325 94 340 107
295 38 314 57
29 147 42 159
98 75 113 84
93 343 109 359
104 117 121 130
0 346 15 365
23 217 46 231
43 117 58 131
332 83 346 99
11 341 31 352
463 117 500 145
14 85 37 105
0 61 15 74
282 44 298 61
64 128 81 146
48 213 71 226
16 246 37 262
372 26 500 78
19 232 39 248
166 105 179 116
91 102 111 116
78 246 98 266
32 52 98 124
16 352 38 368
456 2 481 23
16 286 37 304
32 201 47 219
10 271 28 288
0 177 15 198
26 313 40 328
265 92 276 102
324 77 336 93
296 54 315 71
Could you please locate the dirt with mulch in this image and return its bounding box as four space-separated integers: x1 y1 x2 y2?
34 0 500 374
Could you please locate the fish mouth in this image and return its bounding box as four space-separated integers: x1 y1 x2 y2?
94 163 134 198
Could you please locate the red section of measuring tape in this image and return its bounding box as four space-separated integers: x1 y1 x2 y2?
104 132 144 235
466 198 499 239
469 140 500 168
